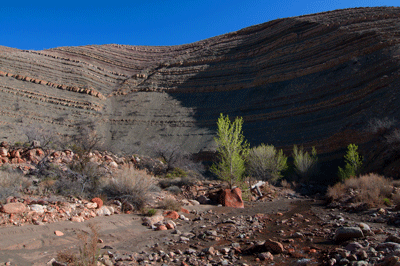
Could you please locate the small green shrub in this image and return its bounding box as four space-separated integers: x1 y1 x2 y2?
146 208 157 216
383 198 392 206
165 167 187 179
292 145 318 180
338 144 363 181
247 144 288 183
14 141 23 147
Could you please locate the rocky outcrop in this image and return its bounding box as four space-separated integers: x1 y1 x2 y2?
1 7 400 175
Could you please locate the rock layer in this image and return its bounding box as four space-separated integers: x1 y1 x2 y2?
1 7 400 167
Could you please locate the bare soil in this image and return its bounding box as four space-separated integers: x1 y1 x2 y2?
0 196 397 265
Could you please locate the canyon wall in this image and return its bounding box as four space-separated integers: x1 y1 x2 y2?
1 7 400 175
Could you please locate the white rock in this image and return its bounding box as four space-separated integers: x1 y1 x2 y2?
188 199 200 205
85 202 97 209
96 206 112 216
29 204 46 214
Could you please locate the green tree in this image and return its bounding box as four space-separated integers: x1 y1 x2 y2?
211 114 249 188
247 144 288 183
293 145 318 180
338 144 363 181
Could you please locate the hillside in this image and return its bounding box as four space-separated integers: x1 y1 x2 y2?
1 7 400 175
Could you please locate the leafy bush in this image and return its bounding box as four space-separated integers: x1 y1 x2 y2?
292 145 318 180
102 168 155 211
338 144 363 181
146 208 157 216
165 167 187 179
211 114 249 188
247 144 287 183
327 173 392 207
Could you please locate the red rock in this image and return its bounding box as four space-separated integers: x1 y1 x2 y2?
164 211 179 219
181 207 189 214
265 239 284 254
54 230 64 236
36 149 44 156
220 188 244 208
1 203 27 214
156 225 167 231
91 197 103 209
166 222 175 229
9 150 21 158
70 216 84 222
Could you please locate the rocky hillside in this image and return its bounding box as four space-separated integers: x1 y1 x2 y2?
1 7 400 168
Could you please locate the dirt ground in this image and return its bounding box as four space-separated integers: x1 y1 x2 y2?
1 196 397 266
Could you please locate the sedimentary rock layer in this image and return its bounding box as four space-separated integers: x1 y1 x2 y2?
1 7 400 160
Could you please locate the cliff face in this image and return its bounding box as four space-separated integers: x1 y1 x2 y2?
1 7 400 171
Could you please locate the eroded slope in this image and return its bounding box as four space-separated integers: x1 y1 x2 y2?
1 7 400 163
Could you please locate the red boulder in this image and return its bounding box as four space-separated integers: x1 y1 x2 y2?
220 188 244 208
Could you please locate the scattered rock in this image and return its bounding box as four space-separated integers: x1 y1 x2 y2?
1 202 27 214
164 211 179 219
96 206 113 216
142 215 164 226
334 227 364 242
258 252 273 261
264 239 284 254
70 216 84 223
85 202 97 209
29 204 46 213
54 230 64 236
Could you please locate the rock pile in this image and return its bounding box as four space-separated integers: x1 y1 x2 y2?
0 196 119 226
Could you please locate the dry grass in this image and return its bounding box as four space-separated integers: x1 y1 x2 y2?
159 197 181 211
392 190 400 206
327 173 393 207
102 168 155 211
57 223 100 266
0 170 31 202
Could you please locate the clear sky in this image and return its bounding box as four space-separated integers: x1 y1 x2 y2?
1 0 399 51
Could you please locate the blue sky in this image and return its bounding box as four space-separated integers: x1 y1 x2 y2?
1 1 399 51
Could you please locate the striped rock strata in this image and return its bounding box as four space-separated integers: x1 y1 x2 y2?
1 7 400 175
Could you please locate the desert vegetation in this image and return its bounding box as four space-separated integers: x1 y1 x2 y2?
1 114 400 265
327 173 395 209
210 114 249 188
247 144 288 183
